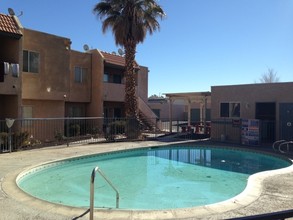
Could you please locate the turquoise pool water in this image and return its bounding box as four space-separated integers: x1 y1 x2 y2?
17 146 291 210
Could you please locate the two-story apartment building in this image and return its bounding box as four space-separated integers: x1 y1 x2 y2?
0 13 151 122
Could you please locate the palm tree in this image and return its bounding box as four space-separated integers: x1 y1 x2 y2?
93 0 165 128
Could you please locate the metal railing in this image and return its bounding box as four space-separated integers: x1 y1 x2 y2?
211 119 276 145
272 140 287 151
90 166 119 220
0 117 210 153
272 140 293 153
211 119 241 144
279 141 293 153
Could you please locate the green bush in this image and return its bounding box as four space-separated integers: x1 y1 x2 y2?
0 132 8 146
69 124 80 136
55 131 65 142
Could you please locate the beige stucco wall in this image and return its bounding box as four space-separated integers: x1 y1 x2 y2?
22 99 64 118
21 30 104 118
21 100 64 142
211 82 293 142
148 101 185 120
0 95 19 118
137 66 149 103
212 82 293 119
69 50 92 102
86 50 103 117
22 29 70 101
1 28 148 121
103 83 125 102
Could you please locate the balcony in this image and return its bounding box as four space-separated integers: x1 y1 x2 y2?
103 82 125 102
0 62 21 95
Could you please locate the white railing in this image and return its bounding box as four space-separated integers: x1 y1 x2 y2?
90 166 119 220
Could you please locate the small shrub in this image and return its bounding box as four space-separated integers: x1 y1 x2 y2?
55 131 65 142
12 131 30 151
69 124 80 136
0 132 8 144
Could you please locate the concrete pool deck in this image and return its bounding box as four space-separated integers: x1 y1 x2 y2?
0 140 293 220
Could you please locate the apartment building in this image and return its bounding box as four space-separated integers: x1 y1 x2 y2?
0 13 23 119
0 13 152 122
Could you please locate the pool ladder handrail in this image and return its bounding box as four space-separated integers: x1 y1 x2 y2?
279 141 293 154
272 140 286 151
90 166 119 220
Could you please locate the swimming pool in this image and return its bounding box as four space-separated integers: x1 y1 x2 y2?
17 145 291 210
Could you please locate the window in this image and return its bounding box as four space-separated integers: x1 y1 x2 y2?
23 50 40 73
22 106 33 118
220 102 240 118
74 67 87 83
22 106 33 126
103 72 109 82
113 74 122 84
103 71 123 84
114 108 122 118
220 103 229 117
69 106 82 117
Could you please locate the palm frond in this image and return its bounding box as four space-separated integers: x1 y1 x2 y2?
93 0 165 46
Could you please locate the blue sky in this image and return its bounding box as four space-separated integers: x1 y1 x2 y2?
1 0 293 96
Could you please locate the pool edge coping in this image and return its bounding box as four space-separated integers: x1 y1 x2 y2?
2 141 293 220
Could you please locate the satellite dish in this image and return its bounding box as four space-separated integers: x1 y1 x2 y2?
83 44 89 51
8 8 15 16
118 48 124 56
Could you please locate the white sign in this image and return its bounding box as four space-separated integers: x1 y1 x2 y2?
5 118 15 128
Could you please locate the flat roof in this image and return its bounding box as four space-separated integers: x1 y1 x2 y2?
164 92 211 101
165 92 211 97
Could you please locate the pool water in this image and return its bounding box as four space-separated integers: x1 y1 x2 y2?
17 146 291 210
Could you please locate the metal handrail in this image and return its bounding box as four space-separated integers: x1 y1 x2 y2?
279 141 293 153
90 166 119 220
272 140 286 151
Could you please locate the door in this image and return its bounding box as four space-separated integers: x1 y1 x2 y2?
255 102 276 143
279 103 293 140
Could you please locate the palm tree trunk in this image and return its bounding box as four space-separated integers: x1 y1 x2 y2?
124 39 139 139
124 39 138 119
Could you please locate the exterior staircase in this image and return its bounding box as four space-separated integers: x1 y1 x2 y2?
138 97 160 132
